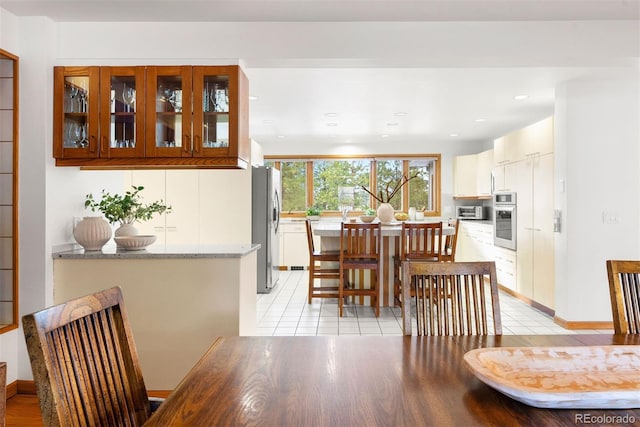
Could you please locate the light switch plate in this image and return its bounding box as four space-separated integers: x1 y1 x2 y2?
602 211 621 224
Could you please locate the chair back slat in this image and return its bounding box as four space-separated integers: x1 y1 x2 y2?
23 287 151 427
441 219 459 262
402 261 502 336
607 260 640 334
400 222 442 262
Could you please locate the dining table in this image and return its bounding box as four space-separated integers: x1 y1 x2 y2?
145 334 640 426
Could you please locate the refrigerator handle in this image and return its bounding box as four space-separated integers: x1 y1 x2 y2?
274 189 281 233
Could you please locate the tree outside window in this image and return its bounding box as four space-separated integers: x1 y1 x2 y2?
376 159 403 210
313 160 370 210
408 159 436 211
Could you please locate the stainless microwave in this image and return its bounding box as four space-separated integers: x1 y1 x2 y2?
456 205 487 220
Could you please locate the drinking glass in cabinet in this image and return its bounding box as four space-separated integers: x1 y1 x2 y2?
110 76 138 149
65 76 89 113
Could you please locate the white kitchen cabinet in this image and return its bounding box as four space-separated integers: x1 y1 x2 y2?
476 149 494 196
494 246 516 291
454 149 493 197
512 116 554 160
453 154 478 197
280 221 310 268
126 170 199 245
455 221 494 262
513 153 555 308
493 136 515 165
494 116 553 166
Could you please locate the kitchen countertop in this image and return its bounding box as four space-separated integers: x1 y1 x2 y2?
314 221 455 237
53 243 261 260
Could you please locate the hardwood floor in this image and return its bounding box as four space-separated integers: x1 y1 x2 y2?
6 394 43 427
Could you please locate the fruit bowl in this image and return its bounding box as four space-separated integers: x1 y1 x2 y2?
114 235 157 251
395 212 409 221
360 215 376 223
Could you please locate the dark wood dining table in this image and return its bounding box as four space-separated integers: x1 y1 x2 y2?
145 334 640 426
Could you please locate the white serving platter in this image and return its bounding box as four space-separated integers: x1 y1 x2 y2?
464 345 640 409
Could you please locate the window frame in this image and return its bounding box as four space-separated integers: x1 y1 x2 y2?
266 154 441 218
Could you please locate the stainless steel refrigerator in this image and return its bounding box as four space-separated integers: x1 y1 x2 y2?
252 166 281 293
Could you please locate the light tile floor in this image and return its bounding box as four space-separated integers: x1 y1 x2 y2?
256 270 613 336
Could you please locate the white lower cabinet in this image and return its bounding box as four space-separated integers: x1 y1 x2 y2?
455 221 494 262
494 246 516 291
280 221 310 268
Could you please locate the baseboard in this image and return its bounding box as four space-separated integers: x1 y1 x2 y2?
6 380 18 398
17 380 37 395
498 285 614 330
554 317 613 330
497 285 555 317
279 266 308 271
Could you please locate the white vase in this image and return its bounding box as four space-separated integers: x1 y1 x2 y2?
115 222 138 237
377 203 395 223
73 216 112 251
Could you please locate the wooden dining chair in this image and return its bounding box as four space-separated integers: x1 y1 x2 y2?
22 286 157 427
339 222 381 317
393 222 443 305
606 260 640 334
306 219 341 303
401 260 502 336
440 219 459 262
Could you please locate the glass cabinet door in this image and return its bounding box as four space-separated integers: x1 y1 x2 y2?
0 49 17 333
100 67 145 158
145 66 192 158
53 67 100 159
193 66 236 157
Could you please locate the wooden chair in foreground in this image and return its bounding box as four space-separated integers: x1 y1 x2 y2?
340 222 381 317
393 222 443 306
306 219 341 303
606 260 640 334
402 260 502 336
22 286 157 427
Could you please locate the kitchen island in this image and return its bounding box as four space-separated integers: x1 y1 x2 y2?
314 221 454 307
52 243 260 390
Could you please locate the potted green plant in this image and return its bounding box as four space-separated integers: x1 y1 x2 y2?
306 206 321 220
85 185 172 237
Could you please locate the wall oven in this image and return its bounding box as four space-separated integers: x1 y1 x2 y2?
493 192 516 250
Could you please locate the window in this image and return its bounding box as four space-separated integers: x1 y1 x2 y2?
313 160 370 211
265 155 441 217
280 161 306 213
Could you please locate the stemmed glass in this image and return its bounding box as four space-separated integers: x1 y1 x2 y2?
122 84 136 113
68 85 79 112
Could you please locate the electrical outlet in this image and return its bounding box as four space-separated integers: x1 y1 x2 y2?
602 211 621 224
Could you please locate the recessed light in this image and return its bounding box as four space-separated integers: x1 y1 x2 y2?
394 112 408 117
263 119 274 124
325 112 338 117
449 133 459 137
249 95 258 101
277 135 285 139
326 122 338 127
474 118 486 123
386 122 399 127
381 134 389 138
514 94 529 100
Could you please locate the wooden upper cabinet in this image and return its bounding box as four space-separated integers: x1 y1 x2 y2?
54 65 249 169
53 66 100 159
100 66 146 158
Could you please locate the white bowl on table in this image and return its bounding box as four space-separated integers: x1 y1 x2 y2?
114 235 157 251
360 215 376 223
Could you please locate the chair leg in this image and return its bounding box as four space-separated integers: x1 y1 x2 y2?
308 263 314 304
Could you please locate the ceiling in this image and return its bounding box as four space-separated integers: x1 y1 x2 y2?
3 0 639 148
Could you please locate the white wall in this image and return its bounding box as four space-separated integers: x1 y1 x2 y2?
554 69 640 323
